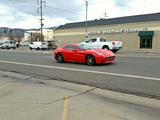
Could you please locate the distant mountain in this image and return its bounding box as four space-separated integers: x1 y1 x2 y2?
0 27 25 38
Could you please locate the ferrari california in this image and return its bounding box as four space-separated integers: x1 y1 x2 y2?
54 44 115 65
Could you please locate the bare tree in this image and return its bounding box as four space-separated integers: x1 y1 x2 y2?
31 32 44 42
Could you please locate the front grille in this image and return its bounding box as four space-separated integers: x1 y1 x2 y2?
105 56 115 60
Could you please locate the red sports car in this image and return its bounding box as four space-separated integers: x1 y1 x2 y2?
54 44 115 65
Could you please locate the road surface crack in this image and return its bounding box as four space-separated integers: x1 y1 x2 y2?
45 87 96 105
19 87 96 114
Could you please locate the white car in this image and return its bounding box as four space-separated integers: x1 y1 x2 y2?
29 42 48 50
80 37 123 53
0 40 16 49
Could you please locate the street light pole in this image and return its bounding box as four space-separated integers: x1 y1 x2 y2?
85 0 88 37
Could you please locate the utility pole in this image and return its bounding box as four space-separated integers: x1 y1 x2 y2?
52 27 56 40
104 10 108 19
85 0 88 37
37 0 45 41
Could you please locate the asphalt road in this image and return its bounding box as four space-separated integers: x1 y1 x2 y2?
0 50 160 99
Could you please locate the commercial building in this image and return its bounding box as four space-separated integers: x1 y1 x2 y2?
24 29 54 43
54 12 160 53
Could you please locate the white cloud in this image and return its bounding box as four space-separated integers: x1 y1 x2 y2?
87 0 160 19
11 15 39 29
1 0 160 29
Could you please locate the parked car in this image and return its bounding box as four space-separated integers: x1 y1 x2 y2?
80 37 123 53
54 44 115 65
0 42 3 48
47 40 57 50
28 42 48 50
0 40 16 49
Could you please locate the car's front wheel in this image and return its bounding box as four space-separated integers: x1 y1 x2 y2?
56 53 64 63
112 49 118 53
86 55 95 66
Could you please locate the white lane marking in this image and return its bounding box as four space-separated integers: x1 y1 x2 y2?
0 60 160 81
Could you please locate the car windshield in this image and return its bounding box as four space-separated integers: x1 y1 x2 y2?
78 44 94 50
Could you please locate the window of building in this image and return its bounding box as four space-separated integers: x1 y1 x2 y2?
140 36 152 49
138 31 154 49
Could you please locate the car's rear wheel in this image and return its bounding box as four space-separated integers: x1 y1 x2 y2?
36 47 40 50
86 55 95 66
102 46 109 50
56 53 64 63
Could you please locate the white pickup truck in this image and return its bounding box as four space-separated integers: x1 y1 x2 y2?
80 37 122 53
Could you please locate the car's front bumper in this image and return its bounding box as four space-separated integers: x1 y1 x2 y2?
96 56 115 64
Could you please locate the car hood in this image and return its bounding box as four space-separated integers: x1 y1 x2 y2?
87 49 115 57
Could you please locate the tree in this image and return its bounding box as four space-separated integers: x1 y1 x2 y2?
8 35 15 40
31 32 44 42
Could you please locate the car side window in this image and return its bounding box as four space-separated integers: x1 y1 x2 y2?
100 38 106 42
64 45 78 50
85 39 97 43
91 39 97 42
85 40 90 43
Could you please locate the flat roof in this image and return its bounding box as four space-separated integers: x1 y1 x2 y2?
57 12 160 29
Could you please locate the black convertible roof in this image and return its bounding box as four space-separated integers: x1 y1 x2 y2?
57 12 160 29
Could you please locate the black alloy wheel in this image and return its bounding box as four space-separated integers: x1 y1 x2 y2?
56 53 64 63
102 46 109 50
86 55 95 66
112 50 118 53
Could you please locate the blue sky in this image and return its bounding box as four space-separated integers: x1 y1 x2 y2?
0 0 160 29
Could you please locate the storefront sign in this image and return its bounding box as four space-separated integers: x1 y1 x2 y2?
88 28 148 35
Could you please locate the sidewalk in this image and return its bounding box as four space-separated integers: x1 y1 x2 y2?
0 46 53 54
117 51 160 58
0 71 160 120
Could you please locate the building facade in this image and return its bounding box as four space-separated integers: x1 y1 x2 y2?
24 29 54 43
54 13 160 53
